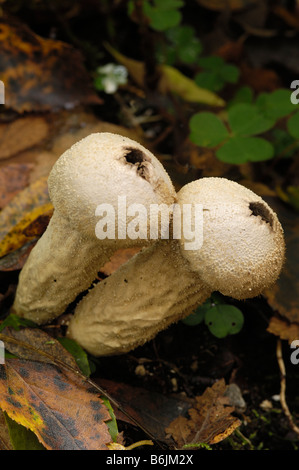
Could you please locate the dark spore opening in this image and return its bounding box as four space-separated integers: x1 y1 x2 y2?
249 202 274 227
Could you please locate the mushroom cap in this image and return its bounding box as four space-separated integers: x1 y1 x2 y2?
48 132 175 238
176 177 285 299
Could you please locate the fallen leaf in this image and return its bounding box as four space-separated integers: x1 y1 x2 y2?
96 378 192 443
0 163 33 209
0 117 49 161
0 358 111 450
267 316 299 344
0 241 35 272
105 43 225 107
165 379 241 448
0 19 101 112
0 327 78 368
101 247 142 275
196 0 258 11
0 202 53 258
0 175 50 241
0 410 13 450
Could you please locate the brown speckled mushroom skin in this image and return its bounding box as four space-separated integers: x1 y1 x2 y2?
12 133 176 324
67 178 285 356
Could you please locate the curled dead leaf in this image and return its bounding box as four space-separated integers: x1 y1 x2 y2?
165 379 241 448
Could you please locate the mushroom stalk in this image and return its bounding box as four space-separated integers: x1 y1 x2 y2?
67 238 212 356
12 133 176 323
67 177 285 357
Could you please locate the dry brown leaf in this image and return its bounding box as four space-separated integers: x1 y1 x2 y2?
0 163 33 209
165 379 241 448
0 117 49 161
0 19 101 113
0 175 49 241
267 316 299 344
196 0 258 11
0 410 13 450
101 247 142 275
0 327 78 369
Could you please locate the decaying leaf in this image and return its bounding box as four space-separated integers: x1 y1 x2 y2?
105 43 225 107
165 379 241 448
0 410 13 450
0 176 50 241
0 358 112 450
0 327 78 368
0 241 35 272
0 164 33 209
267 317 299 344
0 117 49 161
0 19 101 112
0 202 53 258
196 0 258 11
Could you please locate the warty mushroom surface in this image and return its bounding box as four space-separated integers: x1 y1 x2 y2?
12 132 176 324
67 177 285 356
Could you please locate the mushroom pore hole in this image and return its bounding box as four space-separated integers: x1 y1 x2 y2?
122 147 150 180
249 201 274 228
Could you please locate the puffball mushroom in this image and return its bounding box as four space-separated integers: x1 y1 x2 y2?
67 177 285 356
12 132 176 324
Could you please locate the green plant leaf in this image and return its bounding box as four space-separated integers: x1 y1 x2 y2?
4 412 46 450
189 112 229 147
194 71 225 92
228 103 274 136
101 396 119 443
0 314 37 333
220 64 239 84
204 304 244 338
287 111 299 139
229 86 253 107
198 55 224 71
216 136 274 164
57 337 91 377
160 26 202 65
256 89 295 120
143 0 183 31
182 299 213 326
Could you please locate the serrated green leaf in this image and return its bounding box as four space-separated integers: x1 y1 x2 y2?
287 111 299 139
228 103 274 136
205 304 244 338
216 136 274 164
189 112 229 147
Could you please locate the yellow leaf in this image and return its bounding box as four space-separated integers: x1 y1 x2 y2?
0 202 53 258
105 43 225 107
160 64 225 107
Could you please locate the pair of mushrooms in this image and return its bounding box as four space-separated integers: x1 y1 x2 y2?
12 133 285 356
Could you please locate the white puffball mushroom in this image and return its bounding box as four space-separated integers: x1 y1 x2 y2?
67 177 285 357
12 132 176 324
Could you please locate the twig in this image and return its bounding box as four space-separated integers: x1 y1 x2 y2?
276 338 299 438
